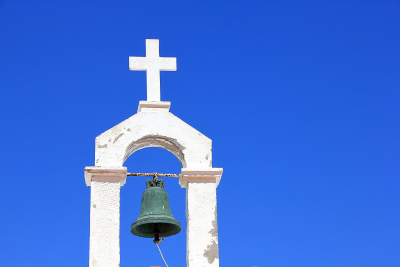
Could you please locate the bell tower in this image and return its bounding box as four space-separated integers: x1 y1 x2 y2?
84 39 223 267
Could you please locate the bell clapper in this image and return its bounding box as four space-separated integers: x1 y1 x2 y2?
153 223 165 244
154 237 165 244
153 233 161 244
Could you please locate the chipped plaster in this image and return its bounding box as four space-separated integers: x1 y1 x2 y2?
94 106 212 169
86 102 222 267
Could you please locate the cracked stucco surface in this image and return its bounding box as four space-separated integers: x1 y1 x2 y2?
94 111 212 168
187 181 219 267
89 107 220 267
90 177 121 267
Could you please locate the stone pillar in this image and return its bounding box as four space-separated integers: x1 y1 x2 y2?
84 166 127 267
180 168 223 267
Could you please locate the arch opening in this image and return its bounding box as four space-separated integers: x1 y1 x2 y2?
120 146 186 267
123 135 187 168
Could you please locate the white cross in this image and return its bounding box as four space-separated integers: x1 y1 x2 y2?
129 39 177 102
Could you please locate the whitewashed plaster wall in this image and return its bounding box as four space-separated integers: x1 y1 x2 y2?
94 101 212 171
85 167 127 267
85 101 223 267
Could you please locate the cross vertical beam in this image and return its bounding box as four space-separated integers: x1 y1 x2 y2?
129 39 177 101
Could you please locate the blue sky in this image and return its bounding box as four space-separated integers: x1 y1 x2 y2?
0 1 399 266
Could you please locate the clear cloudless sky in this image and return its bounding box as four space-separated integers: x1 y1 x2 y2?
0 1 399 266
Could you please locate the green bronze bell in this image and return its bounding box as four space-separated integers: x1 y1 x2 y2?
131 176 181 243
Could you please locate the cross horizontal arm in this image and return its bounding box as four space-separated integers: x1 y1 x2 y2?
159 57 177 71
129 57 148 70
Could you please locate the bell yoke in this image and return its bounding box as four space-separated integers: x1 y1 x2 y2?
131 173 181 244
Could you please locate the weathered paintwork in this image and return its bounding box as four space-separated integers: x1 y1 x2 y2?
131 179 181 239
84 39 223 267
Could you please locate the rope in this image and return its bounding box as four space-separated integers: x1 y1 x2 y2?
156 243 169 267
